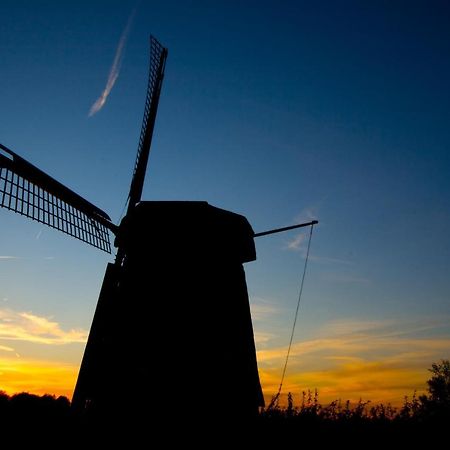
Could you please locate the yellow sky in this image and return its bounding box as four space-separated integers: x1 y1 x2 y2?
1 305 448 406
253 314 449 407
0 356 78 399
0 307 84 398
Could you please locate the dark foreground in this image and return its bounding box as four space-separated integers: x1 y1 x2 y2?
0 391 448 447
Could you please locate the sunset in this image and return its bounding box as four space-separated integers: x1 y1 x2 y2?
0 0 449 440
1 307 446 406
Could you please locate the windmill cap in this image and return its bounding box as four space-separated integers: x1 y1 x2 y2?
116 201 256 264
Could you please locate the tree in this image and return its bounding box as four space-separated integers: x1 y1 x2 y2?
426 360 450 404
420 359 450 419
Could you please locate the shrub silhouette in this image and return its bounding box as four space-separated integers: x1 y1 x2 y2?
419 359 450 422
0 360 448 444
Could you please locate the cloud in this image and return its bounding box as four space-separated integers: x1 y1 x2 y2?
284 205 356 266
0 344 14 352
250 297 279 321
319 317 449 340
88 9 136 117
254 331 276 346
293 207 319 224
258 317 450 365
282 206 319 252
0 255 53 262
0 308 88 345
285 246 355 265
285 233 306 251
250 298 279 348
0 308 87 398
256 316 450 406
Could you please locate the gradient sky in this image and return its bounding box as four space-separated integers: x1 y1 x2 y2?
1 0 449 406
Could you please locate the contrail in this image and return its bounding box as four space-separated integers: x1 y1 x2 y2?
88 9 135 117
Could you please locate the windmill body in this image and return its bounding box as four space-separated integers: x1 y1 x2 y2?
0 37 264 422
73 201 264 419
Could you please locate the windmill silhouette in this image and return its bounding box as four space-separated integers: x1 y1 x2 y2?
1 36 317 425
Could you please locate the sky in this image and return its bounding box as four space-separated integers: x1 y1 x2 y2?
1 0 449 407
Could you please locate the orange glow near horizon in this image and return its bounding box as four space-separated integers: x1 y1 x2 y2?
0 356 78 399
258 361 428 408
0 353 430 407
252 316 450 408
1 307 447 407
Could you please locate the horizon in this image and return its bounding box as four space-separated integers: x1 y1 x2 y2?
1 0 450 408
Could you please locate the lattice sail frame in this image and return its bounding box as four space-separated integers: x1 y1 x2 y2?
127 36 168 212
1 37 167 253
0 144 113 252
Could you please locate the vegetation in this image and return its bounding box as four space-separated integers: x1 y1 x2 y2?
257 359 449 445
263 359 450 422
0 360 448 444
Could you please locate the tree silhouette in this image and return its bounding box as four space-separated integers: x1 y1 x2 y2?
426 360 450 404
419 359 450 421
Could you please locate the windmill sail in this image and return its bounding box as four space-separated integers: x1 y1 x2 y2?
0 143 114 252
127 35 168 212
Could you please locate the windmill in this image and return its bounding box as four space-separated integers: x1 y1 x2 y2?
1 36 317 423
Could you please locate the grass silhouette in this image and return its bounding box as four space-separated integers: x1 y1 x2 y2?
0 360 448 445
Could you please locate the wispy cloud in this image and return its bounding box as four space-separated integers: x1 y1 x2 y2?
258 317 450 364
293 207 319 224
286 233 306 251
284 205 354 265
257 316 450 405
0 308 88 345
321 317 450 341
254 331 276 346
88 9 136 117
0 307 87 397
0 344 15 352
250 298 279 348
0 255 55 263
283 206 318 252
250 297 279 321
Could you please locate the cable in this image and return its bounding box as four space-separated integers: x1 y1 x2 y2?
268 223 315 408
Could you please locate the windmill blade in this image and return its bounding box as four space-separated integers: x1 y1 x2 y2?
127 35 168 213
0 143 116 253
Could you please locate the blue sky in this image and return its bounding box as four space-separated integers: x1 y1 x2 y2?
1 0 449 403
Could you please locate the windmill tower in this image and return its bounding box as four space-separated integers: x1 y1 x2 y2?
0 36 265 422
